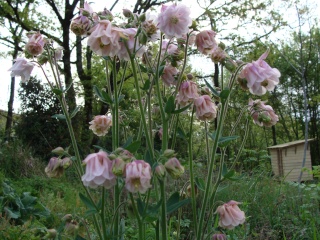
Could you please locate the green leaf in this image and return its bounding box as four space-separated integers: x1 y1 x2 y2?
218 135 239 147
122 137 133 148
195 177 205 192
93 85 112 104
137 198 145 217
177 127 187 140
204 79 220 97
4 207 20 219
70 106 81 119
166 192 190 214
222 169 235 180
165 95 175 114
85 208 98 217
52 88 63 96
141 79 151 91
118 95 125 102
63 80 73 93
125 140 141 153
172 103 192 114
220 88 230 101
51 114 66 120
79 193 96 211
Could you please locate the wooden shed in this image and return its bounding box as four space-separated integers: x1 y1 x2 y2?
268 139 314 181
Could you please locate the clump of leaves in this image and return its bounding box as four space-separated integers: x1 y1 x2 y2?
0 179 50 225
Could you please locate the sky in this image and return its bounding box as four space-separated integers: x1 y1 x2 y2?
0 0 318 112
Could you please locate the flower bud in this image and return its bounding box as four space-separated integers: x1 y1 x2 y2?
37 54 49 65
139 13 146 22
61 214 73 222
54 47 63 60
163 149 175 158
99 8 114 21
123 9 133 18
112 158 126 176
187 73 193 80
224 58 238 72
165 158 184 179
212 233 227 240
45 229 57 239
51 147 65 156
190 20 198 31
155 164 166 180
218 41 226 50
65 220 79 235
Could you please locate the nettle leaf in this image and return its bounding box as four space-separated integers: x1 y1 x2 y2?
218 135 239 147
51 114 66 120
165 95 175 114
204 79 220 97
166 192 190 214
125 141 141 153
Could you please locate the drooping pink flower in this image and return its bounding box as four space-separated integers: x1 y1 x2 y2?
215 200 245 229
8 58 35 83
161 64 178 86
125 160 152 194
211 47 227 63
117 28 146 61
161 40 178 56
164 157 184 179
87 20 122 57
194 95 217 121
176 81 199 106
212 233 227 240
248 98 279 127
89 115 112 136
25 32 45 56
238 50 280 96
70 15 91 36
81 150 116 189
195 30 218 55
157 3 192 38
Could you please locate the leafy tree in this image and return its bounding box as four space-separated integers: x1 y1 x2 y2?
15 78 70 158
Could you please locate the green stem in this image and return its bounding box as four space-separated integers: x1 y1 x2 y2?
113 183 120 239
129 193 143 239
128 54 153 158
159 180 167 240
101 188 108 240
112 58 119 148
188 108 197 237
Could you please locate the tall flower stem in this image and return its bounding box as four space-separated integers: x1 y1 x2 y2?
159 179 167 240
129 193 143 239
128 54 154 158
188 107 198 237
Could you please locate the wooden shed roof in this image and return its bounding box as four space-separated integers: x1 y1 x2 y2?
268 139 315 149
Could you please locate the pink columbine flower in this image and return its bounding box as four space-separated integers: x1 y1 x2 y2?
161 40 178 56
195 30 218 55
117 28 146 61
161 64 178 86
8 58 35 83
157 3 192 38
211 47 227 64
176 81 199 106
87 20 122 57
25 32 45 56
81 150 116 189
164 157 184 179
89 115 112 136
248 99 279 127
238 50 281 96
215 200 245 229
142 12 160 42
125 160 152 194
70 15 91 36
194 95 217 121
212 233 227 240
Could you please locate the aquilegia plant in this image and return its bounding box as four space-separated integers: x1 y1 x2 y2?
9 2 280 239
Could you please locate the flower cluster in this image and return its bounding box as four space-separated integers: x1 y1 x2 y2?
248 98 279 127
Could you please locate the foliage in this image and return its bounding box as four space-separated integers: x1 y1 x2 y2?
15 78 70 158
0 179 50 225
